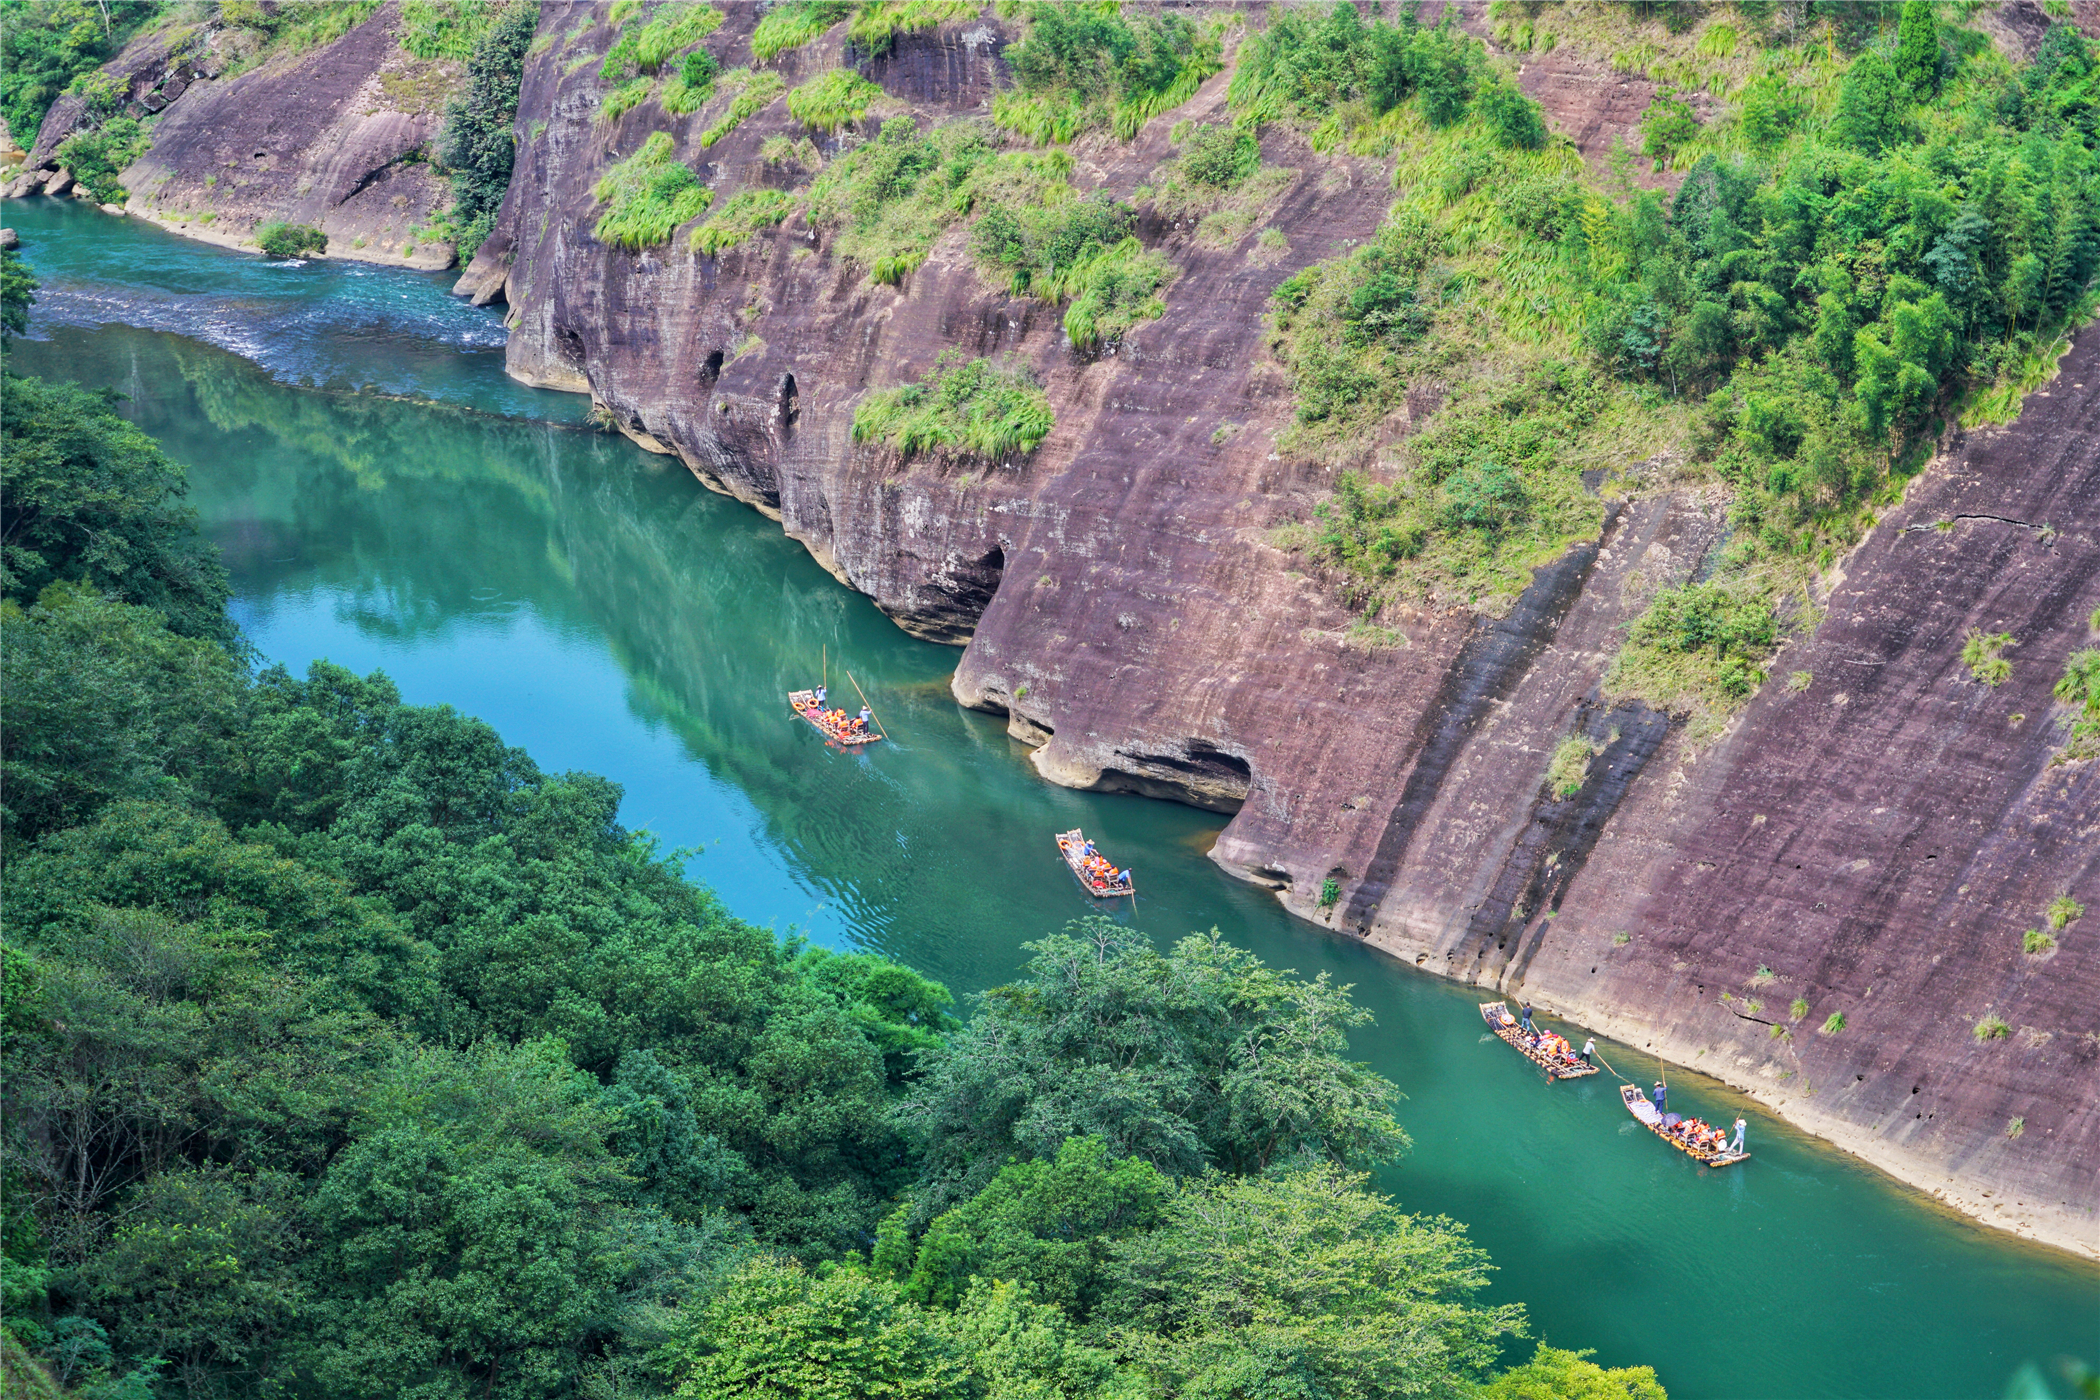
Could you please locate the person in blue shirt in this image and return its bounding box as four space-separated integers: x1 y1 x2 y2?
1652 1081 1667 1114
1519 1002 1536 1035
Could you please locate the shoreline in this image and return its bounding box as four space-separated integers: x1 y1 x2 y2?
1478 980 2100 1264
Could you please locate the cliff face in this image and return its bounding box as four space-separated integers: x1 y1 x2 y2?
19 2 2098 1257
9 2 459 268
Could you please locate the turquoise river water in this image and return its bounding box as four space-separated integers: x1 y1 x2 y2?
8 198 2094 1398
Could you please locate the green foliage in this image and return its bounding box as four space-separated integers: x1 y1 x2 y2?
399 0 508 61
1320 876 1342 907
593 130 714 248
699 68 786 148
852 350 1054 461
1790 997 1810 1020
751 0 851 63
900 919 1407 1208
1479 77 1548 150
1 246 37 339
1105 1164 1524 1400
2023 929 2056 955
1895 0 1941 100
1547 734 1603 798
1174 120 1259 188
662 48 719 116
52 116 148 205
689 187 795 254
599 1 722 79
1298 360 1610 614
0 0 158 145
1820 1011 1846 1034
1834 49 1905 154
1229 4 1481 132
603 75 653 121
881 1136 1169 1316
1481 1344 1668 1400
0 586 242 846
1640 88 1699 167
1607 580 1775 732
975 194 1173 347
255 221 326 258
0 375 234 644
2046 894 2085 931
664 1255 971 1398
436 0 537 261
2053 648 2100 757
634 2 723 72
847 0 980 58
1974 1014 2010 1041
995 4 1221 143
1962 628 2015 686
786 67 884 133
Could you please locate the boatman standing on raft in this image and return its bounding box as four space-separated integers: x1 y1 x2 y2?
1581 1037 1595 1066
1652 1081 1667 1114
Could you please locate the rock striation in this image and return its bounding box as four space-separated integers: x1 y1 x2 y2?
20 2 2099 1257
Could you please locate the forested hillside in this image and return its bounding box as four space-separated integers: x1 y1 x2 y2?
0 255 1662 1400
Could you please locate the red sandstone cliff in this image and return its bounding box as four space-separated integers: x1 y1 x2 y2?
16 1 2097 1257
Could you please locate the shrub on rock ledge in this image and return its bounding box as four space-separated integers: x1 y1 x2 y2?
852 351 1053 461
256 222 327 258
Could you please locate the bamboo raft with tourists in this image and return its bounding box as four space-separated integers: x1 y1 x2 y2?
1619 1083 1751 1167
1056 829 1134 898
788 654 888 748
1480 1001 1598 1079
788 689 880 745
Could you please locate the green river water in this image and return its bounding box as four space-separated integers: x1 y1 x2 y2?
9 199 2094 1398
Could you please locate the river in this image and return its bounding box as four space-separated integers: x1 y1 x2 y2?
8 198 2094 1399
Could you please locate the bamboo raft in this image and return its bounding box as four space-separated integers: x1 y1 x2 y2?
1619 1083 1751 1167
787 690 882 746
1479 1002 1599 1079
1055 828 1134 898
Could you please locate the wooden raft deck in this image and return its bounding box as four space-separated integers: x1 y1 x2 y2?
1055 828 1134 898
1479 1002 1599 1079
788 690 882 746
1619 1084 1751 1167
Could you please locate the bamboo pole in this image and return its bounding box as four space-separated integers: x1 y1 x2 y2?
845 670 887 740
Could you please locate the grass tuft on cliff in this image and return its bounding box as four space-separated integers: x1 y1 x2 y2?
853 350 1054 461
848 0 980 56
601 2 722 79
993 3 1222 144
752 0 852 63
1261 3 2100 738
787 68 884 133
690 188 795 255
700 69 788 148
974 192 1175 349
593 131 713 249
1146 121 1300 251
806 116 1069 285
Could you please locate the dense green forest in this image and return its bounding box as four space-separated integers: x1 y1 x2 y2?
0 269 1667 1398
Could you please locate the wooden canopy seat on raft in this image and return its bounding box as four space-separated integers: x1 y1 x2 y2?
1619 1083 1751 1166
787 689 881 746
1479 1001 1600 1079
1055 828 1134 898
